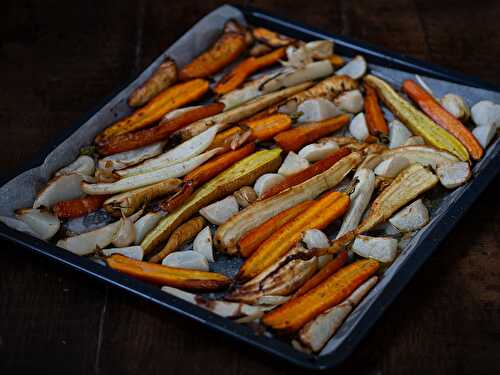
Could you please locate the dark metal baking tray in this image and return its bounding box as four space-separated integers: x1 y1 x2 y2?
1 5 499 370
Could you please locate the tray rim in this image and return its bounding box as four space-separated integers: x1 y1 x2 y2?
1 5 499 370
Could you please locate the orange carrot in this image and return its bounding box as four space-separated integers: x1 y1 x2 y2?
95 79 210 143
260 147 351 199
327 54 345 68
293 251 348 297
97 103 224 155
160 144 256 212
214 48 286 95
251 27 295 47
238 201 314 257
262 259 379 332
106 254 230 291
179 31 247 80
237 191 350 281
274 115 350 151
364 83 389 136
52 195 109 219
402 79 483 160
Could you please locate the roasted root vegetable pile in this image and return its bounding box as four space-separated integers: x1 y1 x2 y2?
4 20 500 355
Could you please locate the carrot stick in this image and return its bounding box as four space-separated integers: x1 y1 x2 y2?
179 31 247 80
237 191 350 281
106 254 231 291
52 195 109 219
160 144 256 213
293 251 348 297
238 201 314 257
364 83 389 136
97 103 224 155
260 147 351 199
274 114 350 151
262 259 379 332
214 48 286 95
95 79 210 143
327 54 345 69
402 80 483 160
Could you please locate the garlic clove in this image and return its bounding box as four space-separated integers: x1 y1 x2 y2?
278 151 310 176
233 186 258 208
441 93 470 122
111 213 136 247
335 55 367 80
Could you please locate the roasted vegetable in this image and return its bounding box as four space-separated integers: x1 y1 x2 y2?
364 83 388 136
179 21 247 80
199 196 239 225
274 114 350 152
237 191 350 281
128 57 178 107
97 103 224 156
53 195 109 219
262 259 379 332
402 79 483 160
364 75 469 161
214 48 286 95
335 55 367 80
214 151 362 253
252 27 295 47
141 149 283 253
149 216 206 261
33 173 86 209
95 79 210 143
15 208 60 240
106 254 230 291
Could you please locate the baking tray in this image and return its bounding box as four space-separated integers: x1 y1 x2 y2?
1 5 499 370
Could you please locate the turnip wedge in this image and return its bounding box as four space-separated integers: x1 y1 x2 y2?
82 148 222 195
15 208 60 240
98 142 164 172
33 173 88 209
117 126 220 177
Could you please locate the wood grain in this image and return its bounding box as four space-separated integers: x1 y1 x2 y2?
0 1 499 374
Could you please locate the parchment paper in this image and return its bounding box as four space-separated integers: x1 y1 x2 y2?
0 4 499 359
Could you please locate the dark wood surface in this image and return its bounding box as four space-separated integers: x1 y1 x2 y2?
1 1 499 373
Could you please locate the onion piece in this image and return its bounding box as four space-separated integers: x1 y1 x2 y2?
134 212 163 244
349 113 369 141
388 120 412 149
82 148 223 195
118 126 220 177
472 123 496 148
14 208 60 240
436 161 471 189
335 55 367 80
389 199 429 232
352 235 398 263
374 156 410 178
56 155 95 176
277 151 310 176
199 196 239 225
98 142 164 172
162 251 209 271
471 100 500 128
253 173 286 197
33 173 86 209
102 245 144 260
193 226 214 262
334 90 364 113
296 98 342 123
298 141 339 162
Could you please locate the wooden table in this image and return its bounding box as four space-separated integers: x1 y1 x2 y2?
1 1 499 373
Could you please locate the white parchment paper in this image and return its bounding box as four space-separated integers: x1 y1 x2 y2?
0 4 499 359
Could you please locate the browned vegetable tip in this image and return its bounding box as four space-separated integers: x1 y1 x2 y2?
252 27 295 47
149 216 206 261
128 57 178 108
249 43 272 57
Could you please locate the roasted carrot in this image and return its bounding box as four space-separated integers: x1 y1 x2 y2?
128 57 178 108
214 48 286 95
95 79 210 143
251 27 295 47
260 147 351 199
293 251 348 297
327 54 345 69
274 114 351 152
97 103 224 155
179 29 247 80
149 216 206 262
262 259 379 332
106 254 230 291
160 144 256 212
364 83 389 136
52 195 109 219
237 191 350 281
208 126 248 151
402 80 483 160
238 201 314 257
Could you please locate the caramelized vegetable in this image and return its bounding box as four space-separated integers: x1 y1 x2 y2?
98 103 224 156
95 79 210 143
402 79 483 160
364 83 388 136
107 254 230 291
128 57 178 108
252 27 295 47
262 259 379 332
274 114 350 152
214 48 286 95
53 195 109 219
